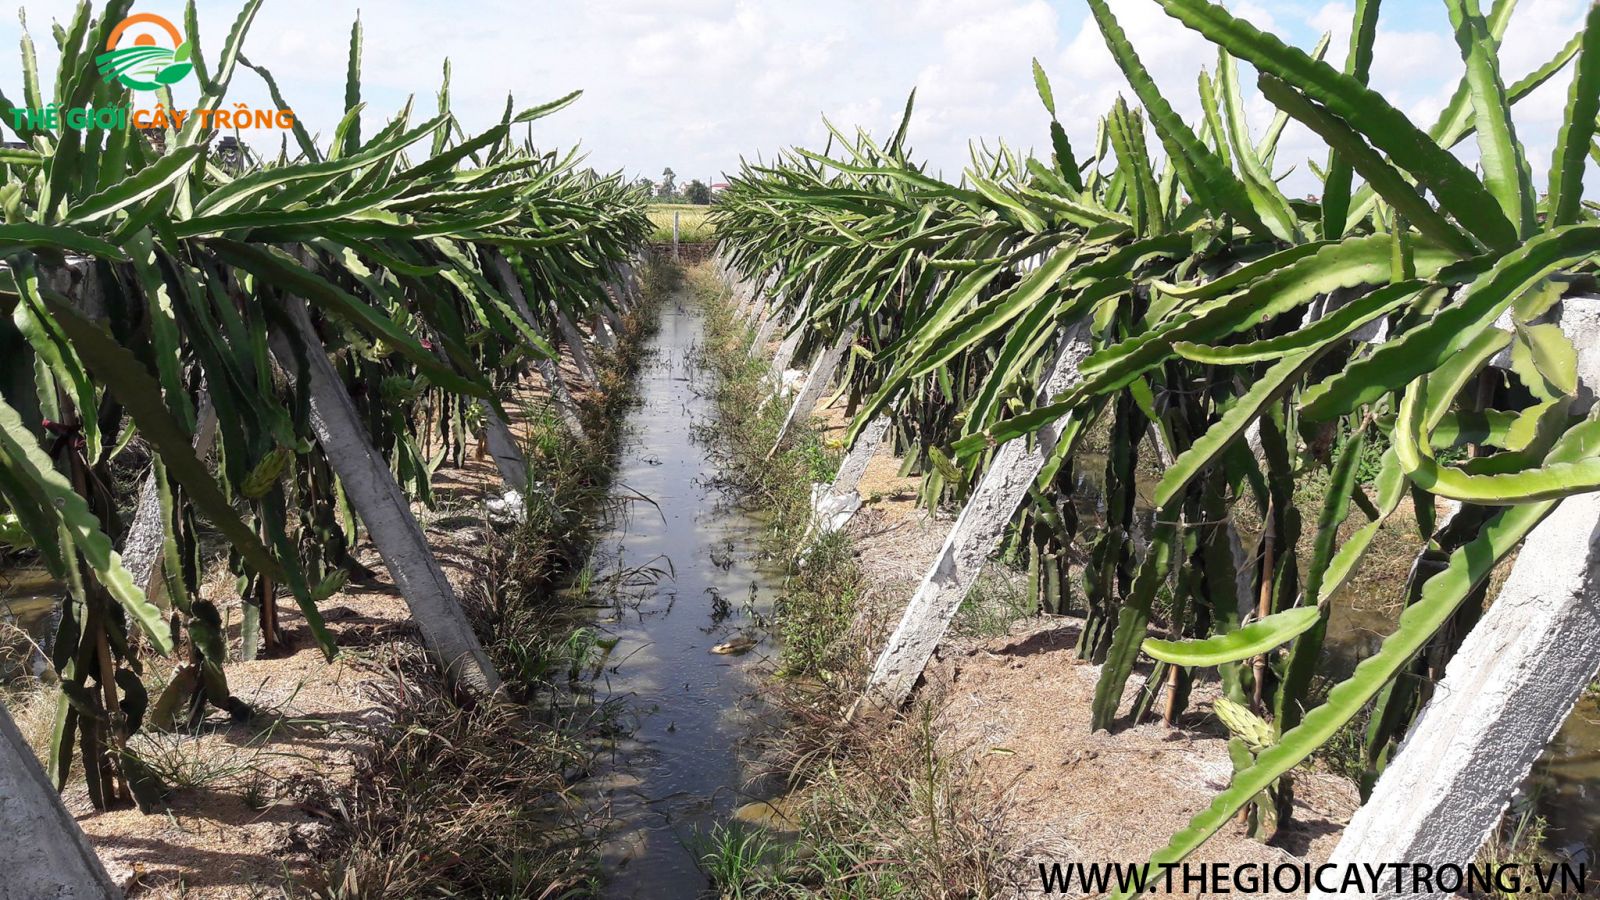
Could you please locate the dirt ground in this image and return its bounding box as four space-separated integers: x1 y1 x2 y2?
808 391 1360 899
71 559 426 896
922 628 1356 898
6 350 597 898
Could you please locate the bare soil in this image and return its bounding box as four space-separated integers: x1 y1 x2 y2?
922 624 1356 898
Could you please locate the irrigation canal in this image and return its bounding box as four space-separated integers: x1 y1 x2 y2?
590 289 782 897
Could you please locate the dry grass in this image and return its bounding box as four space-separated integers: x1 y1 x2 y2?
1 669 58 761
712 701 1020 899
311 674 599 899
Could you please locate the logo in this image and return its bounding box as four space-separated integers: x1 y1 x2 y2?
11 9 296 135
95 13 193 91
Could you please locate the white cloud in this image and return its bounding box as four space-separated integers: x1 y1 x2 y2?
1498 0 1591 178
1310 2 1354 48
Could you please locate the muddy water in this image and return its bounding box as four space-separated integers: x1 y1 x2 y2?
591 294 781 897
1 569 60 682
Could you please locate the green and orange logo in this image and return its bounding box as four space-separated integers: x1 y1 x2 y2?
95 13 194 91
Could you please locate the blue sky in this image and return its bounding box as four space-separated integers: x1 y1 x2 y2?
1 1 1591 196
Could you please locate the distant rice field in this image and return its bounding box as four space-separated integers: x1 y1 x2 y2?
648 204 716 243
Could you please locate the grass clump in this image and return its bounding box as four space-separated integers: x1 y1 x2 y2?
688 262 838 555
1478 803 1581 899
315 679 599 899
952 570 1030 640
688 259 1015 898
700 709 1015 899
774 530 861 681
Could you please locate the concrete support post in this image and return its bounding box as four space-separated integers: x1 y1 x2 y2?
750 306 785 359
553 307 599 384
1315 493 1600 898
418 327 532 494
535 358 586 435
480 406 530 492
859 324 1092 711
119 397 218 600
1316 298 1600 898
0 703 122 899
489 256 586 434
591 315 617 351
832 414 888 495
768 324 858 459
738 281 765 324
769 324 806 383
736 274 765 321
803 413 890 542
271 296 501 698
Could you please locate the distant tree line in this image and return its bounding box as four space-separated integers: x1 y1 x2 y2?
635 167 714 204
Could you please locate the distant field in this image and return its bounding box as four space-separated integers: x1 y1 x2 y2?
648 204 716 243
